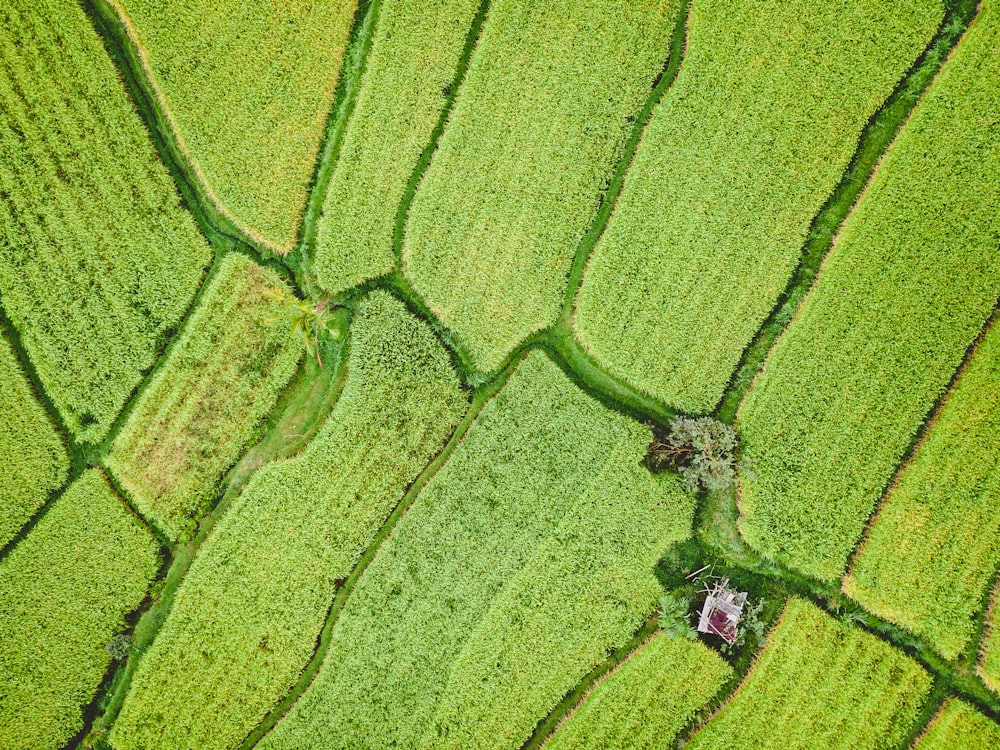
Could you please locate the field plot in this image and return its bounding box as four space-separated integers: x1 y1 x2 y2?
0 332 67 547
0 0 211 442
106 254 303 541
403 0 676 373
544 633 731 750
574 0 941 413
313 0 483 294
110 292 467 750
111 0 358 251
262 352 695 750
737 0 1000 581
844 318 1000 659
913 699 1000 750
686 599 930 750
0 470 159 750
981 584 1000 692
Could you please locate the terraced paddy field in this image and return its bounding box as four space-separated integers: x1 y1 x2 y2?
3 0 1000 748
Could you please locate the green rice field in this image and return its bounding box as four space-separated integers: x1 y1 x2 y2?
914 699 1000 750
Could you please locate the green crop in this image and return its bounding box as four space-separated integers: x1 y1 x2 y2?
0 470 159 750
313 0 483 294
106 254 303 541
980 585 1000 692
545 633 731 750
0 333 68 547
0 0 212 442
403 0 676 373
110 291 467 750
261 351 695 750
737 1 1000 580
575 0 941 413
111 0 358 251
913 699 1000 750
687 599 931 750
844 319 1000 659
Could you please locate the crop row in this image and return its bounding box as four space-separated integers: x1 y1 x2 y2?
574 0 941 414
914 699 1000 750
0 0 211 442
0 470 159 750
686 599 930 750
545 633 731 750
0 331 67 547
402 0 676 373
981 584 1000 692
261 351 696 750
737 0 1000 581
106 254 303 541
110 292 467 750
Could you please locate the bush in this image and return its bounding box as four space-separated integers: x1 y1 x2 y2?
658 593 697 641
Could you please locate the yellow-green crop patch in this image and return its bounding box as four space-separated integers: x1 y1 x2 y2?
110 292 467 750
844 318 1000 660
403 0 676 373
0 332 67 547
313 0 483 295
111 0 358 251
0 0 211 442
545 633 731 750
981 584 1000 692
0 470 159 750
913 699 1000 750
686 599 931 750
574 0 941 413
261 352 695 750
106 254 303 541
737 0 1000 581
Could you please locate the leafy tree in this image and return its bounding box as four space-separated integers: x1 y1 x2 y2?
266 288 340 367
648 416 753 493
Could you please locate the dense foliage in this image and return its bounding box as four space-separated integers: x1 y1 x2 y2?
0 333 67 547
686 599 931 750
404 0 676 373
0 471 159 750
650 416 748 493
110 292 467 750
107 254 303 540
545 633 731 750
913 700 1000 750
313 0 483 294
574 0 941 413
0 0 211 441
844 319 1000 659
737 1 1000 580
262 352 695 750
112 0 358 250
980 584 1000 692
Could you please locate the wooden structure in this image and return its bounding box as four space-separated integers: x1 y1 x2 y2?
697 577 747 644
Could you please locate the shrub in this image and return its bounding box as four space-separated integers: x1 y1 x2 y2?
658 592 697 641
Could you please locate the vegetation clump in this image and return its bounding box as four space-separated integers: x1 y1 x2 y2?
649 416 750 493
658 592 697 641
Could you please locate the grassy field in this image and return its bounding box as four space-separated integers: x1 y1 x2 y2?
737 0 1000 581
844 318 1000 660
913 699 1000 749
544 633 732 750
106 254 303 541
110 292 467 750
403 0 676 373
575 0 940 414
312 0 483 295
0 0 211 442
686 599 931 750
261 351 695 750
981 584 1000 692
0 470 159 750
0 333 68 547
111 0 358 251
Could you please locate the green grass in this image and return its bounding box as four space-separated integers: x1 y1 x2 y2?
0 332 68 547
261 351 695 750
110 0 358 251
109 291 467 750
0 0 211 442
913 699 1000 749
737 0 1000 581
544 633 732 750
403 0 676 373
574 0 941 414
844 318 1000 660
686 599 931 750
980 583 1000 692
312 0 484 294
106 254 303 541
0 470 159 750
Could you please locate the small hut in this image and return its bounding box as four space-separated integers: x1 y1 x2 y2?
697 577 747 644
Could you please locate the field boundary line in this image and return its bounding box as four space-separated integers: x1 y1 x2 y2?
906 693 950 750
978 578 1000 691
